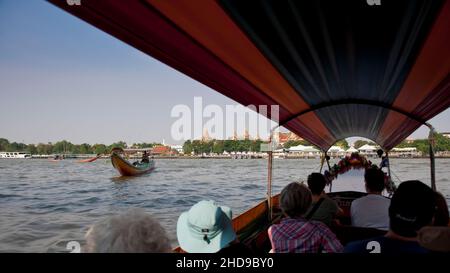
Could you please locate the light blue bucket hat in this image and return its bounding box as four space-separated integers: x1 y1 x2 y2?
177 200 236 253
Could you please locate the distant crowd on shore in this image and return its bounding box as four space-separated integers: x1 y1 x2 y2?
81 168 449 253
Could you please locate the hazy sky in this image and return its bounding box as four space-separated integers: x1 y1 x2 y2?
1 0 449 146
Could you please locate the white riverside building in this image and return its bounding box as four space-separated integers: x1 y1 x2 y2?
357 144 378 157
0 152 31 159
170 145 184 154
287 145 321 158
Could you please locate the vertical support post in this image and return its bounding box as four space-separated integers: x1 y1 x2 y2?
427 125 436 191
319 153 326 173
267 150 273 221
383 151 396 196
324 153 332 193
386 152 392 179
266 123 280 222
325 155 331 170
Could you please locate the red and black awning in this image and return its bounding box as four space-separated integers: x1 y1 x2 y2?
48 0 450 151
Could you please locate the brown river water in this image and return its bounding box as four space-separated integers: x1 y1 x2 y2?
0 158 448 252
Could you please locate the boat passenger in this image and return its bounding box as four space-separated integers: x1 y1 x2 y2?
345 180 435 253
268 182 343 253
432 191 449 227
305 173 343 227
141 151 150 163
84 208 171 253
177 200 252 254
418 226 450 252
350 167 390 230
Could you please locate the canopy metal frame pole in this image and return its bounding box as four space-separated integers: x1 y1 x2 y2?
319 153 326 173
266 126 280 222
267 149 273 221
383 151 396 197
385 152 392 178
425 123 437 191
325 155 332 192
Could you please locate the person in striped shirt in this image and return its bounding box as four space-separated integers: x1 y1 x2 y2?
268 182 343 253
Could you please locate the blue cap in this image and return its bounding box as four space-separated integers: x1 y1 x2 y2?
177 200 236 253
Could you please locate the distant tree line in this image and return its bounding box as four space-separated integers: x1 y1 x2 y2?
395 133 450 154
183 139 264 154
353 140 376 149
345 134 450 154
0 138 161 155
182 138 351 154
3 133 449 155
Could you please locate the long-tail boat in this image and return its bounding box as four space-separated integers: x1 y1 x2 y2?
49 0 450 252
77 156 100 163
111 148 155 176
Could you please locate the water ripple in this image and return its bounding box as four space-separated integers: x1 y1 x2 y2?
0 158 449 252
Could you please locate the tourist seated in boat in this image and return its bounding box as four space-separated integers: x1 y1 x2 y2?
418 226 450 252
141 151 150 163
177 200 252 254
350 167 390 230
268 182 343 253
415 192 449 252
84 208 171 253
345 180 435 253
432 191 449 227
305 173 343 227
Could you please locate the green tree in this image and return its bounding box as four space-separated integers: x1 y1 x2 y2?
251 140 263 152
434 133 450 152
92 144 107 155
283 140 309 149
108 141 127 151
6 142 27 152
354 140 368 149
335 139 349 149
27 144 37 154
224 140 236 152
212 140 224 154
36 143 53 155
53 140 73 153
79 143 92 154
183 140 193 154
0 138 10 151
191 140 202 154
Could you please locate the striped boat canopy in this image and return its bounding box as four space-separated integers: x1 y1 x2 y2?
49 0 450 151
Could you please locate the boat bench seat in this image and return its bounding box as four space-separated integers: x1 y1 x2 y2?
245 221 386 253
331 224 387 246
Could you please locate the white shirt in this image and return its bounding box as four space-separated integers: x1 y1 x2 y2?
350 194 390 230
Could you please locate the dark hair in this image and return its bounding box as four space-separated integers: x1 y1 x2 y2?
307 173 327 195
280 182 312 218
389 180 435 237
433 191 449 227
364 168 385 193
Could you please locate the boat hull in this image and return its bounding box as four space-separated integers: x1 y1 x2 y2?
111 153 155 176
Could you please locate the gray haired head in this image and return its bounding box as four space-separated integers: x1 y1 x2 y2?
280 182 312 218
84 208 172 253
